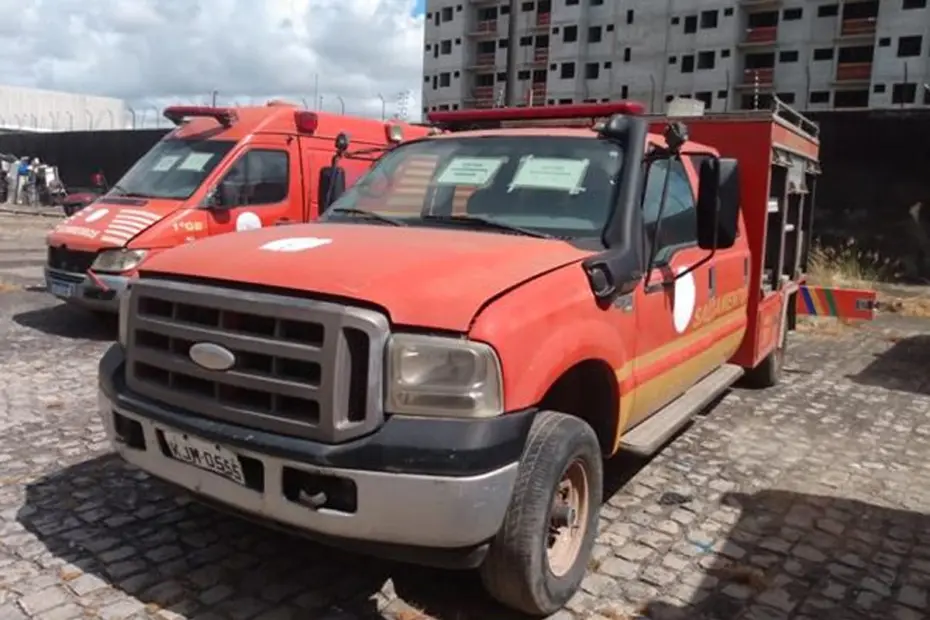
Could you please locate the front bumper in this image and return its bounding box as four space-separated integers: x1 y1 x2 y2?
97 345 534 567
44 267 129 312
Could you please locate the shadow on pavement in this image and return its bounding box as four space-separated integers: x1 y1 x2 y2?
20 453 648 619
12 301 116 341
846 334 930 396
636 489 930 620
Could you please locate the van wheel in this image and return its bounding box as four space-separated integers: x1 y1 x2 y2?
479 411 602 617
742 313 788 389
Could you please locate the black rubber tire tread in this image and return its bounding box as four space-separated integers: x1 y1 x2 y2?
479 410 603 617
741 311 788 389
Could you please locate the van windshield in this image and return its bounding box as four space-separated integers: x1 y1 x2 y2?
323 135 623 239
109 139 236 200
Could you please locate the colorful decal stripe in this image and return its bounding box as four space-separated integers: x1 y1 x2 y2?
796 285 876 320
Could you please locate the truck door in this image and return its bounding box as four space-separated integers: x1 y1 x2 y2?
206 136 301 235
626 150 728 429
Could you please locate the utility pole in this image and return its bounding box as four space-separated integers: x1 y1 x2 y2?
503 0 519 106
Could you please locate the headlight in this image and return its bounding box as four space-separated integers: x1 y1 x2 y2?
118 285 132 347
91 249 147 273
385 334 503 418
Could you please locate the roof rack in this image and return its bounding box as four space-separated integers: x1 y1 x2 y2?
770 95 819 139
426 101 645 131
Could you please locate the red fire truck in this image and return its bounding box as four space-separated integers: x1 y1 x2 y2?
97 101 874 615
44 102 430 314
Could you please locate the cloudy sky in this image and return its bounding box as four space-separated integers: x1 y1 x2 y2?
1 0 426 123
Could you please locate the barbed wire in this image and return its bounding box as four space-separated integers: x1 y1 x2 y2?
0 90 420 133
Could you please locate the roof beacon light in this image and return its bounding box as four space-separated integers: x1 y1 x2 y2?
163 106 238 127
426 101 645 130
294 111 319 134
385 124 404 143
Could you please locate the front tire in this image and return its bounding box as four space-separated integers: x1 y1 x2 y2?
480 411 603 617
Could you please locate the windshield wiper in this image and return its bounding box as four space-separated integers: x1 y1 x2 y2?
327 207 407 226
109 185 149 198
421 214 553 239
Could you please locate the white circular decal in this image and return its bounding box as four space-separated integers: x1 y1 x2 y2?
84 208 109 223
235 212 262 231
259 237 332 252
672 267 696 334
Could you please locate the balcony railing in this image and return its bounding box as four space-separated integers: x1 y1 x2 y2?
532 48 549 63
529 12 550 31
470 53 496 67
742 68 774 85
743 26 778 45
468 19 497 35
835 62 872 82
840 17 877 37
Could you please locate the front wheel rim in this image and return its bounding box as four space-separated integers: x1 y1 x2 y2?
546 459 590 577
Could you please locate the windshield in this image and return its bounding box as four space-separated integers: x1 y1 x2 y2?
323 135 623 238
110 138 236 200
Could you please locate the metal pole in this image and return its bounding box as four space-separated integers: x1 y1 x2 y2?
504 0 519 106
902 62 909 108
211 90 218 106
313 74 319 110
753 70 760 110
336 95 345 114
377 93 386 120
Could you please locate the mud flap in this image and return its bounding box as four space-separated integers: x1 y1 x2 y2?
796 285 877 321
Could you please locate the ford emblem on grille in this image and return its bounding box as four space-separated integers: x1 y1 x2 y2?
189 342 236 371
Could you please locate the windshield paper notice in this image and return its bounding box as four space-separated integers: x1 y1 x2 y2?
177 153 215 171
152 155 182 171
509 156 590 194
435 157 506 186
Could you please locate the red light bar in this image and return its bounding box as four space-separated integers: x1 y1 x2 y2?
426 101 645 128
294 111 318 134
163 106 238 127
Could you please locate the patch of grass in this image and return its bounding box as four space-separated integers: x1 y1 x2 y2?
806 241 891 289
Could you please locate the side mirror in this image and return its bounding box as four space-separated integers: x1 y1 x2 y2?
204 185 233 210
335 132 350 153
318 166 346 211
696 157 739 250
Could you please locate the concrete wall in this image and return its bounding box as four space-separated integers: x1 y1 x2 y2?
0 85 129 133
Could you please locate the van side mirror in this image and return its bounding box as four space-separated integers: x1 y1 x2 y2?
318 166 346 211
696 157 739 250
335 132 350 153
204 185 235 210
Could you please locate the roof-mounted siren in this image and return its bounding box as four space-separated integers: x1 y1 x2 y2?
665 97 706 118
426 101 645 131
163 106 238 127
294 111 319 134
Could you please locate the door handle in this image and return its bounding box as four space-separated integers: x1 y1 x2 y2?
275 218 292 226
709 266 717 297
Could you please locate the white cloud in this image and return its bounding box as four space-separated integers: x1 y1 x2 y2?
0 0 425 124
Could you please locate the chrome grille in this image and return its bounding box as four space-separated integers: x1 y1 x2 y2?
124 279 389 443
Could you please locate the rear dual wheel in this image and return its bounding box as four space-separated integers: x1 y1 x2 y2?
480 411 603 617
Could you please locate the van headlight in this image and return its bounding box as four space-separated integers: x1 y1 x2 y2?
118 285 132 347
385 334 503 418
92 249 147 273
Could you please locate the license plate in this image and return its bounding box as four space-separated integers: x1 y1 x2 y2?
49 280 75 297
162 430 246 485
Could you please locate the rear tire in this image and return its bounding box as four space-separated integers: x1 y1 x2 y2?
479 411 603 617
742 310 788 389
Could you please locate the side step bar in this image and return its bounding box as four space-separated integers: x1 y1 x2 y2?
620 363 745 456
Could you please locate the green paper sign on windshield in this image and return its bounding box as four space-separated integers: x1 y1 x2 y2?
435 157 506 187
509 156 590 194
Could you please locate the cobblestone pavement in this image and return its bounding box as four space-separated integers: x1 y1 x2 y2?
0 213 929 619
0 213 57 290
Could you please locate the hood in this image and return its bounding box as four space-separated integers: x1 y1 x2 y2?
141 222 596 331
47 197 183 251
